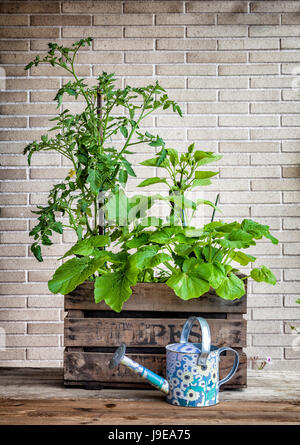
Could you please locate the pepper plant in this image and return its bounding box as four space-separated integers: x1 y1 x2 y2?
25 38 278 312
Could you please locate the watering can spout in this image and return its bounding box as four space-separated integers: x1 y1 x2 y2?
109 343 169 395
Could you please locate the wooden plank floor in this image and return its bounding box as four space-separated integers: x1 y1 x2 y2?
0 368 299 425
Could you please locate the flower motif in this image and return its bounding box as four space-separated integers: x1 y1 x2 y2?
198 360 212 376
171 377 180 387
173 388 184 399
209 369 218 384
182 371 193 385
176 369 183 378
186 389 199 402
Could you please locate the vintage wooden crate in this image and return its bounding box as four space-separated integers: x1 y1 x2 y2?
64 281 247 390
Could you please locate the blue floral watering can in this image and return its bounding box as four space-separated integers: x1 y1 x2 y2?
109 316 239 407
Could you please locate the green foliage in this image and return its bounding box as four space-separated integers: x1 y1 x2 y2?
26 38 278 312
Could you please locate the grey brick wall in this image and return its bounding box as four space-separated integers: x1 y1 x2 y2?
0 0 299 370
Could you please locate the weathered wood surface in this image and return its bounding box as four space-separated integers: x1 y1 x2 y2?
0 398 299 425
65 281 247 313
64 350 247 388
64 318 246 348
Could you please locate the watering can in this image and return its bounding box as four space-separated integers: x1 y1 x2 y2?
109 316 239 407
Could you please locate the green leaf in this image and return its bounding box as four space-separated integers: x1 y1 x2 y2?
94 267 138 312
137 177 167 187
31 244 43 262
48 256 107 295
87 167 102 195
208 262 226 289
62 235 110 258
122 160 136 177
190 178 212 188
216 273 245 300
217 229 256 249
149 227 179 244
51 221 63 234
250 266 276 285
296 299 300 305
229 251 256 266
157 147 167 166
119 169 128 184
194 171 219 180
126 232 149 248
241 219 278 245
120 126 128 138
167 148 179 167
166 271 210 300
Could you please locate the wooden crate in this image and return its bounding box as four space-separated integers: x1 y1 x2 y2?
64 281 247 390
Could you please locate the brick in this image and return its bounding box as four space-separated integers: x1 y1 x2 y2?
281 38 300 49
251 103 300 114
0 180 57 193
0 194 27 205
0 2 59 13
156 13 214 25
188 77 248 89
251 205 300 217
0 246 26 257
283 218 300 230
188 128 248 140
220 115 278 127
126 77 185 89
251 2 300 12
94 14 152 26
282 115 300 126
283 167 300 178
157 115 217 128
281 63 300 75
27 296 63 308
125 52 184 64
125 26 184 38
125 1 183 13
0 40 28 51
0 271 25 282
63 1 122 13
0 117 27 128
284 244 300 255
187 25 248 38
157 64 216 76
27 322 63 335
251 76 292 88
187 2 248 13
250 51 300 63
187 51 247 63
251 153 300 165
157 38 216 51
249 25 300 37
284 269 300 281
188 102 248 114
6 78 60 91
0 297 26 308
220 167 280 178
0 15 28 26
30 15 91 26
6 335 59 347
63 26 122 38
220 142 279 152
0 349 26 360
26 348 63 360
93 64 153 77
252 179 300 191
220 90 279 102
253 334 297 347
251 128 300 140
218 13 279 25
94 38 153 51
218 38 279 50
0 27 59 39
247 294 282 308
0 220 26 231
220 191 280 204
247 320 282 334
219 64 279 76
0 92 27 103
0 322 26 334
282 90 300 101
0 309 60 321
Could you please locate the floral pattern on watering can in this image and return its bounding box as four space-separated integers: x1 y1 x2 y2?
165 317 240 407
166 344 220 407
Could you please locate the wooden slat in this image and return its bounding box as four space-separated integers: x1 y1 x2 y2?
64 350 247 389
65 281 247 313
64 318 246 348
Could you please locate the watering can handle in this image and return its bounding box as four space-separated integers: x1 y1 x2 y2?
180 316 211 367
218 346 239 387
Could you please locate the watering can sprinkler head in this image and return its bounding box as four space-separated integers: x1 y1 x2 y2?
109 343 126 369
